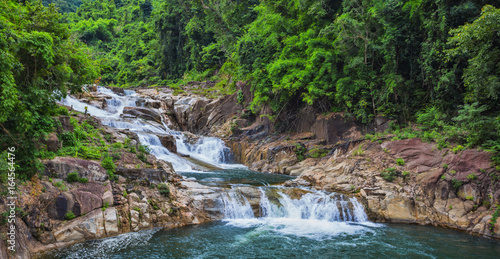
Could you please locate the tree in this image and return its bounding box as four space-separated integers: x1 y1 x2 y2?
0 0 98 178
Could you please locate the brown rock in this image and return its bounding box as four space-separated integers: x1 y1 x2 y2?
72 191 102 216
42 132 60 152
44 157 108 181
157 134 177 153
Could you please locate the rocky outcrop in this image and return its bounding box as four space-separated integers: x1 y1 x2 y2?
43 157 108 181
157 134 177 153
122 107 162 123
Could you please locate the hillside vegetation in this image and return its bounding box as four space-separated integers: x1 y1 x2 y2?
1 0 500 178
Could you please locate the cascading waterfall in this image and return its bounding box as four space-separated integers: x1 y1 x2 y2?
221 187 371 240
59 86 239 172
223 188 368 223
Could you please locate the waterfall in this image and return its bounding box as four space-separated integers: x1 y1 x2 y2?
221 190 255 219
58 86 239 172
223 188 368 223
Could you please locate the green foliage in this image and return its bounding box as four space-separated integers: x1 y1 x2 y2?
396 158 405 166
65 212 76 220
101 156 116 174
442 164 449 170
157 183 170 197
452 179 463 189
490 205 500 232
381 167 398 182
441 174 447 180
453 145 464 154
294 143 307 162
0 0 98 179
466 173 478 180
66 172 79 183
237 90 244 105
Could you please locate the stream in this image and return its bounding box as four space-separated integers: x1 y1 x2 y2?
41 87 500 258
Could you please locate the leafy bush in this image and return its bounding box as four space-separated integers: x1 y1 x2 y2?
101 156 116 174
59 132 78 147
381 168 398 182
452 179 463 189
78 177 89 183
442 164 449 170
294 143 307 162
466 173 478 180
66 172 80 183
237 90 244 104
490 205 500 232
452 145 464 154
157 183 170 197
138 145 151 154
396 158 405 166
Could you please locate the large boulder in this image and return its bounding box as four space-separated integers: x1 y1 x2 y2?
53 209 105 243
42 132 60 152
48 192 76 220
157 134 177 153
72 191 102 216
57 116 74 132
43 157 108 181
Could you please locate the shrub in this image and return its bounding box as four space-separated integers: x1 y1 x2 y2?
381 167 398 182
237 89 244 104
450 170 456 174
59 132 78 147
466 173 478 180
396 158 405 166
111 152 122 160
112 142 123 149
452 179 463 189
157 183 170 197
101 156 116 174
490 205 500 232
138 145 151 154
441 175 447 180
78 177 89 183
66 172 79 183
294 143 307 162
466 196 474 201
442 164 448 170
65 212 76 220
452 145 464 154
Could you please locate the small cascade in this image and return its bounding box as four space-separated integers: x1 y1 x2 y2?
223 188 368 223
221 190 255 219
177 136 234 165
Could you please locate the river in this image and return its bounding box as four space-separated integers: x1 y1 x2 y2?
40 87 500 258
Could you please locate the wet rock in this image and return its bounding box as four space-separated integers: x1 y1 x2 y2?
123 107 162 123
157 134 177 153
